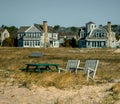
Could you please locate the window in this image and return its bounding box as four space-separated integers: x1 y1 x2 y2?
35 41 37 45
104 42 106 46
94 33 96 37
30 41 32 46
102 33 104 37
24 41 26 46
38 41 40 46
27 41 29 46
97 33 98 37
100 42 102 47
38 34 40 38
95 42 96 47
88 41 90 45
53 34 56 37
99 33 101 37
27 34 30 38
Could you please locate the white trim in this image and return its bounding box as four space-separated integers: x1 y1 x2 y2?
89 27 108 38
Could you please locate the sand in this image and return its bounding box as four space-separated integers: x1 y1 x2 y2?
0 83 116 104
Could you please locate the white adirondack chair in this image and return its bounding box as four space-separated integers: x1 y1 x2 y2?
59 60 80 74
83 60 99 80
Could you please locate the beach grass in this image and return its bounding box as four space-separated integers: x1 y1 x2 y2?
0 47 120 89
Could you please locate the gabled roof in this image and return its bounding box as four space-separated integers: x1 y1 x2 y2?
18 26 29 32
79 27 86 32
34 24 43 31
18 24 57 33
86 21 95 25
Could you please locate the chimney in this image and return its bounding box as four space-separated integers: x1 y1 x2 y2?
43 21 48 47
108 21 111 34
107 21 111 47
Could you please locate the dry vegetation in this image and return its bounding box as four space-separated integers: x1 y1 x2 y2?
0 47 120 103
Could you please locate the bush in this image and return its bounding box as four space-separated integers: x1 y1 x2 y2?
2 37 14 47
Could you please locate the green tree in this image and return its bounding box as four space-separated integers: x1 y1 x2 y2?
70 37 78 48
115 33 120 41
4 26 18 38
2 37 14 47
53 25 60 31
1 25 18 46
71 26 78 33
64 39 71 47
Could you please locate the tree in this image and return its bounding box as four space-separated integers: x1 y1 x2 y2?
53 25 60 31
64 39 71 47
4 26 18 38
2 37 14 47
115 33 120 41
71 26 78 33
70 37 78 48
1 25 18 46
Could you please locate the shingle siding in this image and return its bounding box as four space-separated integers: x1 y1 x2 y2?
78 22 117 48
17 22 59 48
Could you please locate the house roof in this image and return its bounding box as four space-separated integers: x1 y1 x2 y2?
34 24 43 31
18 26 29 32
86 21 95 25
79 27 86 32
18 24 57 33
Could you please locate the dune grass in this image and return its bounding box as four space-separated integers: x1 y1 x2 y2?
0 47 120 89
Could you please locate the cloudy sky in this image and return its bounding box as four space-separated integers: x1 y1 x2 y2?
0 0 120 27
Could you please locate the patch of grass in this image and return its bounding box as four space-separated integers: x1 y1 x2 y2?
101 83 120 104
112 83 120 94
0 47 120 89
112 83 120 100
101 94 115 104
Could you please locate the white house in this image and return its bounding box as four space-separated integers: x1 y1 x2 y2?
17 21 59 48
0 28 10 46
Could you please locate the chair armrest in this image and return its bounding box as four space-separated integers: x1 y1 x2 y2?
88 67 95 71
78 67 84 70
59 67 67 71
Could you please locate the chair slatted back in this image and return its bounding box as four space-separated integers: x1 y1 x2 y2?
84 60 99 75
66 60 80 73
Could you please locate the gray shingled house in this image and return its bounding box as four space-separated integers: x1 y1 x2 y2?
78 21 117 48
17 21 59 48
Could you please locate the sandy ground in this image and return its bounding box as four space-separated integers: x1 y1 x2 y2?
0 83 116 104
113 49 120 53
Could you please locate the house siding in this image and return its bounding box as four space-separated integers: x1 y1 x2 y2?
78 22 117 48
17 22 59 48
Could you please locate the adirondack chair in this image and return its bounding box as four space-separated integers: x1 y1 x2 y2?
83 60 99 80
59 60 80 73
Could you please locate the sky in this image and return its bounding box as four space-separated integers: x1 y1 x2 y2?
0 0 120 27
